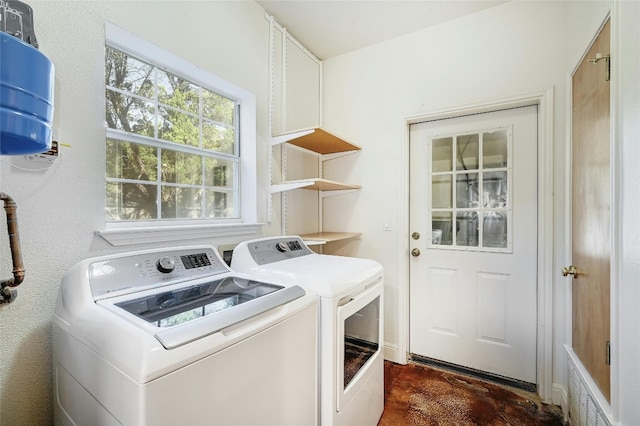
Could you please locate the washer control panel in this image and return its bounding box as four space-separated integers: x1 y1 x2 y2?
240 237 313 266
89 247 228 300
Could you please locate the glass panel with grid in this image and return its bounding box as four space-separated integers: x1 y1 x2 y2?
105 47 239 221
429 128 511 251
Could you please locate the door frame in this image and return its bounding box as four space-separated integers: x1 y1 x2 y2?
397 89 554 401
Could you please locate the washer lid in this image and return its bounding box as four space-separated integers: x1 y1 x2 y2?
100 276 307 349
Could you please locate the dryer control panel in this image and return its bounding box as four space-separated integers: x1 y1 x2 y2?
236 236 314 266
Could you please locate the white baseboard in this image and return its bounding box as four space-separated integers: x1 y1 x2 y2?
552 383 569 421
383 342 406 364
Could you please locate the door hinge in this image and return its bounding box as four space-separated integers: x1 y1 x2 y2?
606 340 611 365
588 53 610 81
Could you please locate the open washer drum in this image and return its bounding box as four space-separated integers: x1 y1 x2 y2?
53 245 318 426
232 236 384 426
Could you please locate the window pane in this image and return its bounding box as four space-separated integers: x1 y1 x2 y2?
205 190 236 218
432 175 452 208
483 130 508 168
157 105 199 146
161 186 202 219
456 172 479 209
105 48 153 97
161 149 202 185
456 211 479 247
205 158 235 188
106 138 158 181
202 89 235 126
456 133 479 171
483 211 508 248
432 212 453 245
482 171 508 208
106 91 155 137
106 182 158 220
157 70 200 115
432 137 452 172
203 120 235 154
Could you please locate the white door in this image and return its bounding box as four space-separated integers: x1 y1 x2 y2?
409 106 538 384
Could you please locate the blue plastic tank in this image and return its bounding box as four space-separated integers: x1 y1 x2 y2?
0 31 54 155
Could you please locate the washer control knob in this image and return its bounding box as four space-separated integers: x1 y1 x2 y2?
276 242 289 252
156 256 176 273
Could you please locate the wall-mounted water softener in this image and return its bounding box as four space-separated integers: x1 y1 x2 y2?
0 1 54 155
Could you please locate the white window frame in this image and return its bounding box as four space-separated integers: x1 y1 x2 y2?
97 22 259 246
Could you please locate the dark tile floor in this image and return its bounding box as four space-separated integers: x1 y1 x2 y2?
378 361 566 425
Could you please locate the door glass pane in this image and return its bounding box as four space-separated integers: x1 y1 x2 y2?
482 171 508 208
432 212 453 245
483 129 508 168
483 211 508 248
456 133 479 171
432 137 453 172
456 211 479 247
432 175 452 208
456 172 479 208
344 296 380 389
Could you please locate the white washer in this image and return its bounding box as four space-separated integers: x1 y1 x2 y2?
53 245 318 426
232 236 384 426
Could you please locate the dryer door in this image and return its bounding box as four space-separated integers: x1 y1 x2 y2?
336 279 383 412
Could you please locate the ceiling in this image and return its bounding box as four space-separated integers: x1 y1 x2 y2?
257 0 507 60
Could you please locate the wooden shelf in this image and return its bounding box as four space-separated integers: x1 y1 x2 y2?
270 129 362 251
272 128 361 154
271 178 360 193
301 232 362 244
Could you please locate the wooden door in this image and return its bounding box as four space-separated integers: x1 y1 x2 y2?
570 19 611 401
409 106 538 384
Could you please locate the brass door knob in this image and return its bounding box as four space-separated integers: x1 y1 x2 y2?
562 265 579 278
412 232 420 240
411 248 421 257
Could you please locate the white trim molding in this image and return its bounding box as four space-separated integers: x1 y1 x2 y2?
97 223 263 246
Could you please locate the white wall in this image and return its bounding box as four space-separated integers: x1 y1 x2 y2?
0 2 274 424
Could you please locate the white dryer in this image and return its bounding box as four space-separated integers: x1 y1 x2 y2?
53 245 318 426
232 236 384 426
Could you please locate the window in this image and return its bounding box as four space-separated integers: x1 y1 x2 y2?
103 23 256 234
429 128 511 252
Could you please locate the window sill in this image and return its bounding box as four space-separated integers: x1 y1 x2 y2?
96 223 263 246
